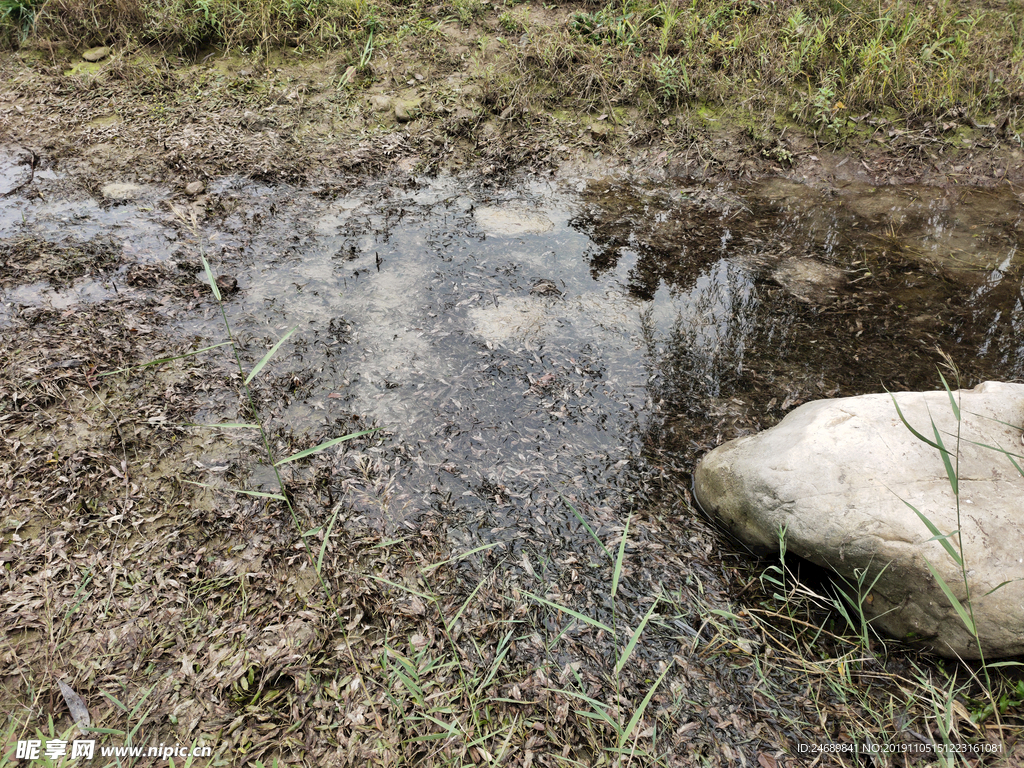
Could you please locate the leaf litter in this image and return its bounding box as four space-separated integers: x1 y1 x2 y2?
2 161 1023 766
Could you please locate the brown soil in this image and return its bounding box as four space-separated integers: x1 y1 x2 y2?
2 22 1023 192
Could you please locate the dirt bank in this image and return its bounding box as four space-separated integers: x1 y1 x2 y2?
2 0 1023 192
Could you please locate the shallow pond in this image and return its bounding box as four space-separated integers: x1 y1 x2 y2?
4 168 1024 573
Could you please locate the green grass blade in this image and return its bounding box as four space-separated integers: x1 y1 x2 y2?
228 488 288 500
617 661 673 749
938 369 960 422
611 516 630 600
420 542 501 573
924 558 975 633
489 715 518 761
963 410 1024 434
99 342 232 376
202 255 221 301
521 590 613 633
408 732 450 743
615 600 657 675
99 691 129 712
371 537 411 549
317 505 341 575
889 391 941 450
245 326 297 385
368 575 435 601
930 417 959 496
181 480 287 501
451 576 488 627
902 498 962 565
549 688 619 731
708 608 745 621
419 712 459 735
963 438 1024 478
984 578 1023 596
477 630 515 693
390 666 422 698
562 493 611 559
274 429 377 466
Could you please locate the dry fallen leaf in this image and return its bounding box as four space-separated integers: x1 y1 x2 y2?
57 679 91 729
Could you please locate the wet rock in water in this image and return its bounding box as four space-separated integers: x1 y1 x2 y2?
100 182 142 201
82 46 111 62
772 257 846 303
474 206 554 236
530 279 562 297
185 181 205 197
215 275 238 295
694 381 1024 659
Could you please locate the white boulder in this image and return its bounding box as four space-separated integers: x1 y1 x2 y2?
694 381 1024 659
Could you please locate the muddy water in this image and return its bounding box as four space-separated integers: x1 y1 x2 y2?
4 169 1024 565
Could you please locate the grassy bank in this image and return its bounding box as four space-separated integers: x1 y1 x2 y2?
3 0 1022 146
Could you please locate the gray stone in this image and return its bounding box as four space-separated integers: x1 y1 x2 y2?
215 274 238 295
394 98 421 123
462 84 485 103
100 182 142 201
772 257 846 303
185 181 205 196
82 46 110 62
694 381 1024 659
530 279 562 297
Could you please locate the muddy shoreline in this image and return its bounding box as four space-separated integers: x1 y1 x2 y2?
4 40 1024 768
3 39 1024 194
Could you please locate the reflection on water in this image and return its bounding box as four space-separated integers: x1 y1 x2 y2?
3 171 1023 558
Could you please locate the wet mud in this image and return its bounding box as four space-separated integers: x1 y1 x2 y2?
3 157 1024 762
4 163 1023 567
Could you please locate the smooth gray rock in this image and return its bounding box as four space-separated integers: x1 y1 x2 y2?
694 381 1024 659
772 257 845 303
367 94 392 112
100 182 142 200
474 206 553 236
